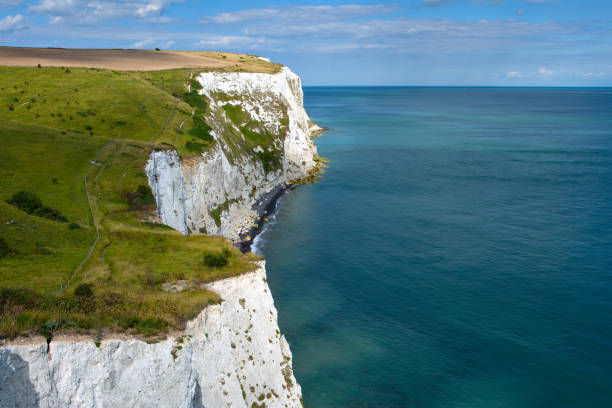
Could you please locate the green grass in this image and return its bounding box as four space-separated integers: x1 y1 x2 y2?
219 101 287 171
0 63 267 340
0 66 209 158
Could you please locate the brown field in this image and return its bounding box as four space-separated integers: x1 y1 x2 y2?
0 46 237 71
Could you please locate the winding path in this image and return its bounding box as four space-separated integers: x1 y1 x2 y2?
50 141 116 294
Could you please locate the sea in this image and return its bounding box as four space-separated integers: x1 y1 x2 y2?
252 87 612 408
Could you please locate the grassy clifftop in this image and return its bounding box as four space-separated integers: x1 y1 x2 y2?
0 54 268 341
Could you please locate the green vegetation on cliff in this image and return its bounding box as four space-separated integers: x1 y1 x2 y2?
0 55 271 341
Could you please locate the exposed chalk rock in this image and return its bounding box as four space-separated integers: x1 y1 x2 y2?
145 67 318 241
0 262 302 408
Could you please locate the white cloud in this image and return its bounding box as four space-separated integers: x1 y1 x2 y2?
0 0 23 7
29 0 181 23
208 5 395 24
419 0 502 7
197 35 271 50
240 17 569 45
583 72 604 78
506 67 562 78
130 39 155 48
315 42 393 52
136 3 161 17
131 38 175 48
146 15 175 23
517 8 525 15
538 67 555 75
0 13 27 32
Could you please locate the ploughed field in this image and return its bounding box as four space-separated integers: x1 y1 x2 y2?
0 50 276 341
0 46 281 73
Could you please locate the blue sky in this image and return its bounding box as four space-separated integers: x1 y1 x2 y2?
1 0 611 85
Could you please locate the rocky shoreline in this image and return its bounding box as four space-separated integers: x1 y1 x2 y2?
237 184 288 252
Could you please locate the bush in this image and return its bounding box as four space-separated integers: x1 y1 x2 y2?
68 222 81 230
125 185 155 209
7 191 42 213
120 316 140 329
185 141 207 152
6 191 67 222
137 317 168 336
204 253 228 268
204 248 231 268
0 287 36 309
183 91 207 110
0 238 12 258
189 78 203 91
189 116 213 141
74 283 94 298
32 206 68 222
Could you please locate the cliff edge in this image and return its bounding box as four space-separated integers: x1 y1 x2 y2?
146 66 318 242
1 262 302 408
0 52 316 408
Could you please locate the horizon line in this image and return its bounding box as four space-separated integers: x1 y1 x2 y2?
302 85 612 88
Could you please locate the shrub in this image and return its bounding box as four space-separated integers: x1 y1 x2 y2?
223 104 249 126
32 206 68 222
189 116 213 141
256 150 280 172
39 320 59 340
185 141 207 152
0 238 12 258
125 185 155 209
137 317 168 336
189 78 203 91
183 91 207 110
204 253 228 268
6 191 68 222
0 287 36 309
155 47 161 51
120 316 140 329
222 247 232 258
74 283 94 298
6 191 42 213
68 222 81 230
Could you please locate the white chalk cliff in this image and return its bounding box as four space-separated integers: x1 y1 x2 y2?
146 67 318 241
1 66 316 407
0 263 302 408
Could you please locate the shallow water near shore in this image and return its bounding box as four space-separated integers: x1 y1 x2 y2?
255 87 612 407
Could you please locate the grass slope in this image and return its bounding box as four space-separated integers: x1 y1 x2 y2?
0 54 267 341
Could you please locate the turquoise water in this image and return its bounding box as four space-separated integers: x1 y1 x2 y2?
254 88 612 407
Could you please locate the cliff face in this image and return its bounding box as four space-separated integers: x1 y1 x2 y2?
146 67 318 241
0 262 302 408
1 64 313 407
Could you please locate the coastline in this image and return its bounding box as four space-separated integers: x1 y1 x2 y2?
237 184 289 253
